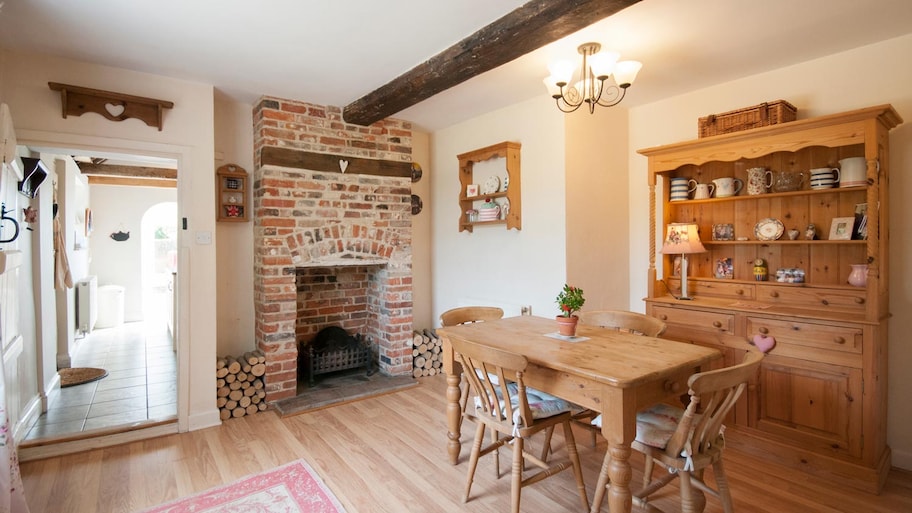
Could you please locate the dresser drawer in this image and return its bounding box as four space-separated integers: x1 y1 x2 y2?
668 278 754 300
755 284 866 312
653 305 735 334
746 317 862 367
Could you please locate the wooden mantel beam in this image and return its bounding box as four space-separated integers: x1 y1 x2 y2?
342 0 641 126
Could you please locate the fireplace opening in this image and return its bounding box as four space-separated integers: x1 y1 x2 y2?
300 326 375 388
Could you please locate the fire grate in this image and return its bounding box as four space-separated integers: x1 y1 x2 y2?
306 326 373 387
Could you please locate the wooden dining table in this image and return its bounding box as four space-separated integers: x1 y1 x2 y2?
437 315 721 513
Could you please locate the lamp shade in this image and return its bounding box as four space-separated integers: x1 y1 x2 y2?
613 60 642 87
661 223 706 254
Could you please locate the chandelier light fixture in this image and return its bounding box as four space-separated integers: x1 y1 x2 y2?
543 42 642 114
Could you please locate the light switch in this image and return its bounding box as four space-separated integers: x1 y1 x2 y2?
195 231 212 245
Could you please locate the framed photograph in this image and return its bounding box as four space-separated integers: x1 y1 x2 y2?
466 184 479 198
828 217 855 240
712 223 734 241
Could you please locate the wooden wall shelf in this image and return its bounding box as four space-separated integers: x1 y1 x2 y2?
216 164 249 222
48 82 174 131
456 141 521 232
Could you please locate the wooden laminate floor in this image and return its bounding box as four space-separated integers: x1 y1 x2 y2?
20 375 912 513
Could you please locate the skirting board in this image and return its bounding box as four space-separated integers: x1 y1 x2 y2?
892 447 912 472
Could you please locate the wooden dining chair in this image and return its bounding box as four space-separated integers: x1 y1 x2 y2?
577 310 667 337
590 350 764 513
568 310 667 447
440 306 504 328
450 337 589 513
441 306 508 473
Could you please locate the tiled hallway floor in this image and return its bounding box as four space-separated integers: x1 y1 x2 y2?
24 319 177 441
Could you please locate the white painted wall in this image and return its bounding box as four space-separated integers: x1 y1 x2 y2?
1 49 220 432
431 97 567 322
627 34 912 469
89 184 176 322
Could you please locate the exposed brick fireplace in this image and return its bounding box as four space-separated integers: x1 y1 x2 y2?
253 97 414 402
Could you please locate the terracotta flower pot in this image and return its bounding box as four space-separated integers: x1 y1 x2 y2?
555 315 579 337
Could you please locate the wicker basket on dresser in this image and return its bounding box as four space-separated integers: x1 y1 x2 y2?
639 105 901 494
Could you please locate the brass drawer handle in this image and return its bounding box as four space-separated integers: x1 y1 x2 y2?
712 320 723 328
759 327 769 335
769 291 779 298
834 336 846 344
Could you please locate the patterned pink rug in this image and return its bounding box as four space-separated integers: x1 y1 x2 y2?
138 459 347 512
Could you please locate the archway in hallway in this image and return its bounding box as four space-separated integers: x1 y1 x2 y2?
141 202 178 329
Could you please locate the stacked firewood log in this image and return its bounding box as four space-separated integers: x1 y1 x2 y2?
216 350 268 420
412 329 442 378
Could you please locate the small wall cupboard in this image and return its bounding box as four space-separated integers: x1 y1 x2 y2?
216 164 249 222
639 105 901 494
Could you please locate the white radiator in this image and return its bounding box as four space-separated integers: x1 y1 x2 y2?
76 276 98 333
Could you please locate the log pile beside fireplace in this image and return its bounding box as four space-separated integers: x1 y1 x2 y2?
411 329 442 378
216 350 268 420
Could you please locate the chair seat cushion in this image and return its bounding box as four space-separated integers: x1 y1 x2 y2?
519 387 572 419
473 383 571 423
590 403 685 449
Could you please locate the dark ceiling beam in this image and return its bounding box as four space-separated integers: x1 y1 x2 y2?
78 162 177 180
343 0 641 126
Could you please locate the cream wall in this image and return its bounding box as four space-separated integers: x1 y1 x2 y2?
431 97 567 322
627 34 912 469
214 91 255 357
1 49 220 431
566 107 630 309
410 131 433 330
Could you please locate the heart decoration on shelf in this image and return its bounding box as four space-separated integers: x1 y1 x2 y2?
339 159 349 173
105 102 126 118
750 333 776 353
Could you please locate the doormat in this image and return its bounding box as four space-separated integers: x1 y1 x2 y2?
273 373 418 417
137 459 346 513
59 367 108 387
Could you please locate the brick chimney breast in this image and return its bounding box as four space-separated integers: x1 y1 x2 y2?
253 96 414 402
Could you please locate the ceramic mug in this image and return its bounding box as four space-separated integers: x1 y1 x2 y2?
670 177 696 202
810 167 840 189
712 177 743 198
838 157 867 187
693 183 715 199
746 167 772 195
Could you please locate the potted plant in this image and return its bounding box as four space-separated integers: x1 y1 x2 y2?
555 284 585 336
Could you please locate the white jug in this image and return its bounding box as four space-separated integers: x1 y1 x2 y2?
693 183 715 199
838 157 867 187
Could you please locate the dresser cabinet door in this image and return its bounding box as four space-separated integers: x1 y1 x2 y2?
756 355 863 459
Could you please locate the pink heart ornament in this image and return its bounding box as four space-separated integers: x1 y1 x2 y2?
751 333 776 353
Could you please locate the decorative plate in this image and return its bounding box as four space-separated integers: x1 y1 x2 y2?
754 218 784 241
483 175 500 194
501 175 509 192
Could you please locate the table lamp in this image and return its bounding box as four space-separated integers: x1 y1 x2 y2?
661 223 706 300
